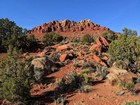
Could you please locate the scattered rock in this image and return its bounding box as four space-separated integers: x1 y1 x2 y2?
101 56 108 61
89 44 101 52
37 50 48 57
116 91 125 96
59 54 68 62
56 44 70 52
52 44 60 49
93 53 107 66
100 36 109 47
31 57 56 81
107 66 137 85
77 51 83 57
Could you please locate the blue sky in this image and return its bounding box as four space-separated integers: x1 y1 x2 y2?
0 0 140 34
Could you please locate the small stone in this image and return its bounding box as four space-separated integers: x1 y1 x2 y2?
116 91 125 96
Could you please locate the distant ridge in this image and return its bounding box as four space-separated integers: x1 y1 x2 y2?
28 19 110 39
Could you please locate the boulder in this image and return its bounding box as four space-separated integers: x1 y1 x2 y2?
89 44 101 52
59 54 68 62
107 66 137 85
31 57 56 81
56 44 71 52
96 37 102 46
101 56 108 61
52 44 60 49
93 53 101 63
93 53 106 66
37 50 48 57
100 36 109 47
77 51 83 57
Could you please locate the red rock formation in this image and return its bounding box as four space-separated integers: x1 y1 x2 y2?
59 54 68 62
99 36 109 46
28 19 110 39
56 44 71 52
96 36 109 46
89 44 101 52
37 50 48 57
93 53 107 66
77 51 83 57
89 36 109 53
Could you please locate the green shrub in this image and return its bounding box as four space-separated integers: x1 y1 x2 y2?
0 18 30 52
79 84 90 93
0 55 35 103
49 52 60 62
109 34 140 72
115 60 128 69
71 37 80 43
122 27 137 36
101 30 118 43
81 34 94 44
73 60 80 68
26 34 39 52
123 100 140 105
54 97 66 105
82 60 94 69
81 67 94 74
119 81 135 92
42 32 63 46
55 71 83 94
0 58 35 102
96 65 108 80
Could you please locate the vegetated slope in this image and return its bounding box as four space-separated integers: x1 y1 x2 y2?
28 19 109 39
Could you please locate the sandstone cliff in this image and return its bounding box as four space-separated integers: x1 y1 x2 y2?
28 19 109 39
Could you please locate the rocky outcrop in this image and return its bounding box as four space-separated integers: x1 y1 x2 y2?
28 19 110 39
107 66 137 86
93 53 107 66
59 54 68 62
89 36 109 52
56 44 71 52
31 57 57 81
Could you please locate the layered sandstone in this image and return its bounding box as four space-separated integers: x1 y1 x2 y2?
28 19 109 39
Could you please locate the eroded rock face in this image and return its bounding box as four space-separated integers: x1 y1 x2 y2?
89 36 109 53
28 20 109 39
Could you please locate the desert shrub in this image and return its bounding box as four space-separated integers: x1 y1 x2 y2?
101 30 118 43
115 60 128 69
7 45 22 59
0 18 30 52
54 97 66 105
81 34 95 44
42 32 63 46
96 65 108 80
71 37 80 43
119 81 135 92
0 18 40 53
135 76 140 84
79 84 90 93
0 47 35 103
81 67 95 74
123 100 140 105
49 52 60 62
73 60 80 68
0 56 35 103
25 34 39 52
55 71 83 94
122 27 137 36
109 34 140 72
82 60 95 69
